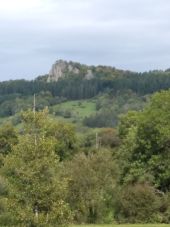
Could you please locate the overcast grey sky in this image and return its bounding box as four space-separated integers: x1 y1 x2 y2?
0 0 170 81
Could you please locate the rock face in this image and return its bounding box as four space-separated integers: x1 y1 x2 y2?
47 60 94 82
85 69 94 79
48 60 69 82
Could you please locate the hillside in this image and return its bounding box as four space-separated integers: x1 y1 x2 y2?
37 59 130 82
0 60 170 128
0 61 170 225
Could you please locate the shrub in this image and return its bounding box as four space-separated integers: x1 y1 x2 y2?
115 183 162 223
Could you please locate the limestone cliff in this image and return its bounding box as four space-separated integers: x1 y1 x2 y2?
47 60 94 82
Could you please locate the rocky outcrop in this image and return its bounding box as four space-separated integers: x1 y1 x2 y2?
47 60 94 82
48 60 70 82
85 69 94 79
37 60 136 83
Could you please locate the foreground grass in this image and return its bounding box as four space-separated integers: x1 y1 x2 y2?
70 225 170 227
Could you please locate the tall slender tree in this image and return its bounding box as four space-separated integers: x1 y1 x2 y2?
1 109 72 226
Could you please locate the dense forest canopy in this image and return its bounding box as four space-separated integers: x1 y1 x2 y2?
1 70 170 97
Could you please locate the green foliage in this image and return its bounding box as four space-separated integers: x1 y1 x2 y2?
83 92 145 128
118 110 140 138
21 108 77 161
52 99 97 125
0 67 170 119
0 71 170 225
0 123 18 156
46 121 77 161
83 111 117 128
98 128 120 148
65 150 118 224
70 225 170 227
119 90 170 191
0 109 72 226
114 183 162 223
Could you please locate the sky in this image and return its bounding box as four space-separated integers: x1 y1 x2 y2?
0 0 170 81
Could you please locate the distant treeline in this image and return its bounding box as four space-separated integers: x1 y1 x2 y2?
0 70 170 118
1 71 170 99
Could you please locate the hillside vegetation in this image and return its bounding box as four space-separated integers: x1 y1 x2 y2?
0 60 170 127
0 61 170 226
70 225 170 227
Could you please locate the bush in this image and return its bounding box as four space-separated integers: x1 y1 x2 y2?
83 111 117 128
161 192 170 223
114 183 162 223
65 150 117 223
98 128 120 148
63 110 72 118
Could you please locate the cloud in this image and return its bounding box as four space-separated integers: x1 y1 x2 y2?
0 0 170 80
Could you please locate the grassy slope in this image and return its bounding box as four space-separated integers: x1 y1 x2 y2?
0 92 145 130
50 99 99 141
51 99 97 124
53 99 96 116
0 99 96 130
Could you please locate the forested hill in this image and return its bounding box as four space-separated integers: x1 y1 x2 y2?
0 60 170 119
1 61 170 98
1 62 170 225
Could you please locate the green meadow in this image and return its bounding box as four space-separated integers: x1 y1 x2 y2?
52 99 96 119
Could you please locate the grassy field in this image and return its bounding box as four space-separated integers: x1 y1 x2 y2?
50 99 97 127
52 99 96 120
70 225 170 227
0 98 97 127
